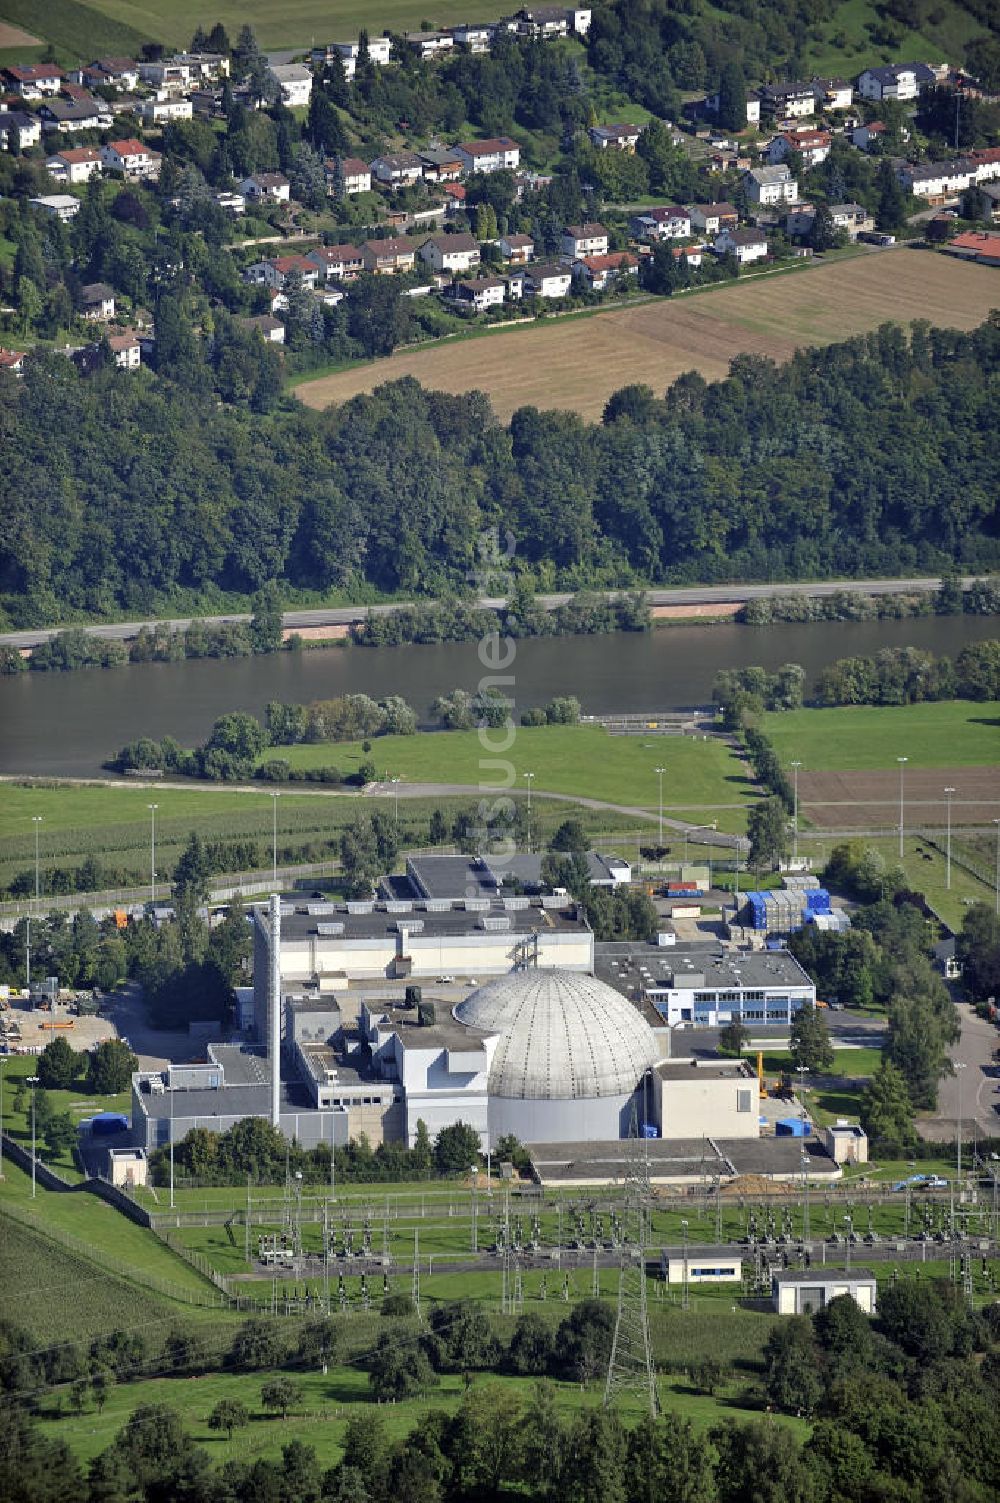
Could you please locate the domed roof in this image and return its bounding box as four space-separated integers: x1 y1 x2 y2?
454 968 660 1101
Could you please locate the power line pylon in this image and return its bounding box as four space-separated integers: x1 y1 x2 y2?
604 1091 658 1417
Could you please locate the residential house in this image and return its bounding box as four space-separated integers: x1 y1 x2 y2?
589 122 642 151
856 62 936 101
968 147 1000 184
240 172 291 203
744 165 798 205
215 191 245 214
714 226 768 264
573 250 639 291
360 237 418 273
811 76 853 110
560 221 609 259
240 314 286 343
0 110 42 151
404 30 454 59
45 146 103 184
38 97 110 132
827 202 875 239
327 156 372 195
71 57 139 91
705 89 760 126
508 8 592 41
370 150 424 186
447 275 507 311
767 129 831 169
139 96 194 125
944 229 1000 266
306 243 365 280
443 182 467 216
900 158 976 200
630 205 691 241
525 262 572 297
419 232 481 273
29 194 80 222
315 36 393 69
452 23 494 51
137 52 228 90
108 330 141 369
851 121 886 151
979 183 1000 221
671 244 705 269
688 202 738 236
2 63 63 97
707 148 752 174
0 347 26 375
452 136 521 174
245 255 319 291
498 232 534 263
80 283 116 320
418 146 463 182
101 139 162 180
757 81 815 119
268 63 313 107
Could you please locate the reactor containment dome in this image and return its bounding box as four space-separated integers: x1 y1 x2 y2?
455 968 661 1143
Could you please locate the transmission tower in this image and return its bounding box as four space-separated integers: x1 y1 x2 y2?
604 1093 658 1417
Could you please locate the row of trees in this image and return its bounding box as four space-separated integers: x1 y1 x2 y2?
739 576 1000 625
351 589 650 648
5 318 1000 629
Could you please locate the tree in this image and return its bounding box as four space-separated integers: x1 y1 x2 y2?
42 1111 78 1159
427 1300 499 1372
884 991 956 1110
297 1319 338 1371
454 1382 524 1495
208 1398 249 1440
261 1376 300 1419
433 1121 481 1174
719 1019 749 1057
762 1318 821 1415
807 204 842 252
250 582 284 654
747 797 789 873
956 903 1000 1001
37 1035 84 1090
716 61 747 132
229 1319 287 1371
508 1312 554 1375
860 1059 915 1148
87 1039 138 1095
550 818 588 853
554 1299 615 1387
876 158 907 232
368 1335 437 1401
789 1002 834 1073
412 1118 433 1172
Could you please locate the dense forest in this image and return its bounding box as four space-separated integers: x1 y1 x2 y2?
2 315 997 626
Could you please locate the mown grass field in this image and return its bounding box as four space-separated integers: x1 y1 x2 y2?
762 700 1000 773
1 1053 131 1177
295 252 1000 422
270 723 755 818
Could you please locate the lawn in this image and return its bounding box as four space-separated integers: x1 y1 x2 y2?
799 830 996 931
40 0 497 51
762 701 1000 773
1 1053 131 1178
268 724 755 817
294 252 1000 422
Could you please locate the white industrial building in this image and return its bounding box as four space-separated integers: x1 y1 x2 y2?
773 1269 877 1315
595 943 816 1027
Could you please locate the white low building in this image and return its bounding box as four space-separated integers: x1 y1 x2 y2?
773 1269 877 1315
269 63 313 108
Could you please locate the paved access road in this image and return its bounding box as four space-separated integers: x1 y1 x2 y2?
0 575 972 650
920 1002 1000 1142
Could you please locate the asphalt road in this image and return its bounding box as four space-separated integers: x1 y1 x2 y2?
920 1002 1000 1143
0 576 973 649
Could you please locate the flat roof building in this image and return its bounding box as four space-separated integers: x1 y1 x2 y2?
773 1268 876 1315
595 942 815 1027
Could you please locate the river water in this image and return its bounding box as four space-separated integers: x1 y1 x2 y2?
0 614 995 778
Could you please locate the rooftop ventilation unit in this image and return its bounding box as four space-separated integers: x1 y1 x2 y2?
503 897 530 910
386 901 412 914
307 902 337 916
424 899 452 912
480 915 512 931
279 903 296 917
346 901 374 915
316 922 345 937
396 919 424 934
464 898 490 912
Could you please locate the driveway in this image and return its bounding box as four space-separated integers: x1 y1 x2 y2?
102 982 200 1071
919 1002 1000 1143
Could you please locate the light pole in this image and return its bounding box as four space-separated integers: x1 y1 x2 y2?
944 787 955 890
955 1061 966 1181
27 1075 39 1198
147 803 158 907
390 777 400 830
994 819 1000 916
271 792 279 885
896 757 908 861
801 1151 810 1243
169 1071 175 1210
523 772 534 852
789 762 801 863
32 815 42 906
654 766 666 846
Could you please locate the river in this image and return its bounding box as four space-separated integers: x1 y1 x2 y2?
0 615 995 779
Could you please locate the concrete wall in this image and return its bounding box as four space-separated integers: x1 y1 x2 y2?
487 1091 635 1147
654 1071 759 1140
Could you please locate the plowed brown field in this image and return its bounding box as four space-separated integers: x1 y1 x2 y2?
295 249 1000 421
800 767 1000 831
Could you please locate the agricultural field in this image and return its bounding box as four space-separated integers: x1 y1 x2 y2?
0 0 148 62
294 252 1000 423
271 723 756 824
